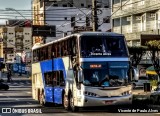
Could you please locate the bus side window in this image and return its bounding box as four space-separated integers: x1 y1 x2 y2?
60 71 65 86
45 46 48 60
72 39 76 56
64 40 68 56
57 43 60 57
56 71 60 85
53 71 57 86
52 44 56 58
48 45 52 59
40 48 43 61
37 49 40 61
67 39 71 55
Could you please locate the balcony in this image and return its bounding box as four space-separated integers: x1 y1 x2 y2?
15 27 23 32
15 41 23 45
15 35 24 39
112 0 160 18
124 29 159 41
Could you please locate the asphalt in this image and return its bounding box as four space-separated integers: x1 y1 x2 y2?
0 73 31 82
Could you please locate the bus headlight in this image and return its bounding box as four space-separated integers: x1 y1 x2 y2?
84 91 99 97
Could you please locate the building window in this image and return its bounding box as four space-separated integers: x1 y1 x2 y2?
63 4 67 7
69 4 73 7
104 5 109 8
64 17 67 20
9 40 13 42
25 33 30 35
9 33 13 35
88 5 92 8
53 4 58 7
81 3 84 7
25 47 30 50
25 40 30 42
103 17 110 23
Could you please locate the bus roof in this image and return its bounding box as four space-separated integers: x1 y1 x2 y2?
79 32 124 36
32 32 124 50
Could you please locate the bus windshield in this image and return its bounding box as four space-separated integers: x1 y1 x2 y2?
80 36 128 57
83 68 129 87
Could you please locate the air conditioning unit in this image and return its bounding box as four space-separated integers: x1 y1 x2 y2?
136 16 141 20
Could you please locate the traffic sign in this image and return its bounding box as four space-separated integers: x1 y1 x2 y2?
32 25 56 37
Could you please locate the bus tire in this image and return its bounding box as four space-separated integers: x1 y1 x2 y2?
70 93 79 112
63 94 70 110
132 83 136 89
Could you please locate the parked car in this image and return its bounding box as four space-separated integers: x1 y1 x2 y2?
132 76 150 89
150 86 160 104
0 82 9 90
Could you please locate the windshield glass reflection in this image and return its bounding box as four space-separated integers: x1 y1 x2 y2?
83 68 129 87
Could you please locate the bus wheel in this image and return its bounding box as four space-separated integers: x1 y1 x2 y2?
63 94 70 110
70 94 79 112
40 93 46 106
132 83 136 89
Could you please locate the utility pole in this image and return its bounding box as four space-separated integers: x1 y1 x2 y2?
92 0 98 31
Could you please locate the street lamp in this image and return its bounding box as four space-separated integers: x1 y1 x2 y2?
5 8 27 20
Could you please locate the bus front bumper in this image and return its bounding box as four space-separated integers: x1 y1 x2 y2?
76 94 132 107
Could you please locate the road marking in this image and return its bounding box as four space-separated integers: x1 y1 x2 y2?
15 99 19 101
0 94 3 95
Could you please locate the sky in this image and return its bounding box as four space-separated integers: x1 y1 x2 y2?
0 0 31 24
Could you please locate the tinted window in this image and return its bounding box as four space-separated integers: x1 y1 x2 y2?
139 76 148 80
80 35 128 57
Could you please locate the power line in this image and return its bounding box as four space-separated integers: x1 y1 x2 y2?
98 0 131 28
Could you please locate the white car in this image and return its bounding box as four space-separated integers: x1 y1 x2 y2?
132 76 150 88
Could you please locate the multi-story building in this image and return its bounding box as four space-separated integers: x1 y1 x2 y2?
0 26 32 63
112 0 160 46
32 0 111 44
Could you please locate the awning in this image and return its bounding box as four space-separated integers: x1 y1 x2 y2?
146 70 157 75
146 66 157 75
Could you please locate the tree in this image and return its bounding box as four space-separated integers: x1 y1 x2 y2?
146 40 160 77
128 46 147 67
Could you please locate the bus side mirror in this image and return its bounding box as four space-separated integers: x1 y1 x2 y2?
78 71 83 83
133 67 139 81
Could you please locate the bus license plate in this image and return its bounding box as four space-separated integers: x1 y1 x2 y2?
104 101 113 105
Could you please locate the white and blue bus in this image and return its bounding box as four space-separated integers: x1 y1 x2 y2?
32 32 138 111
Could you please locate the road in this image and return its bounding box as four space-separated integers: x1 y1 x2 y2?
0 76 159 116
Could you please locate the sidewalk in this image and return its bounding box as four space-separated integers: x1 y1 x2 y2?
1 72 31 81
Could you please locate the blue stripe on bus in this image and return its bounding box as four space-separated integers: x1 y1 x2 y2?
40 58 66 104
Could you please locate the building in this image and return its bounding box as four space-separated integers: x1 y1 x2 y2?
112 0 160 46
0 26 32 63
32 0 111 44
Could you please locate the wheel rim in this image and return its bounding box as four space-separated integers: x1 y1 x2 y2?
70 95 74 109
63 95 68 108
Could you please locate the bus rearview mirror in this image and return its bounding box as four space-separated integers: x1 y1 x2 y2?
78 71 83 83
133 67 139 81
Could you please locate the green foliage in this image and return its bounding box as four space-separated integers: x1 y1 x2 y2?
128 46 148 54
128 46 148 66
150 80 158 86
146 40 160 50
